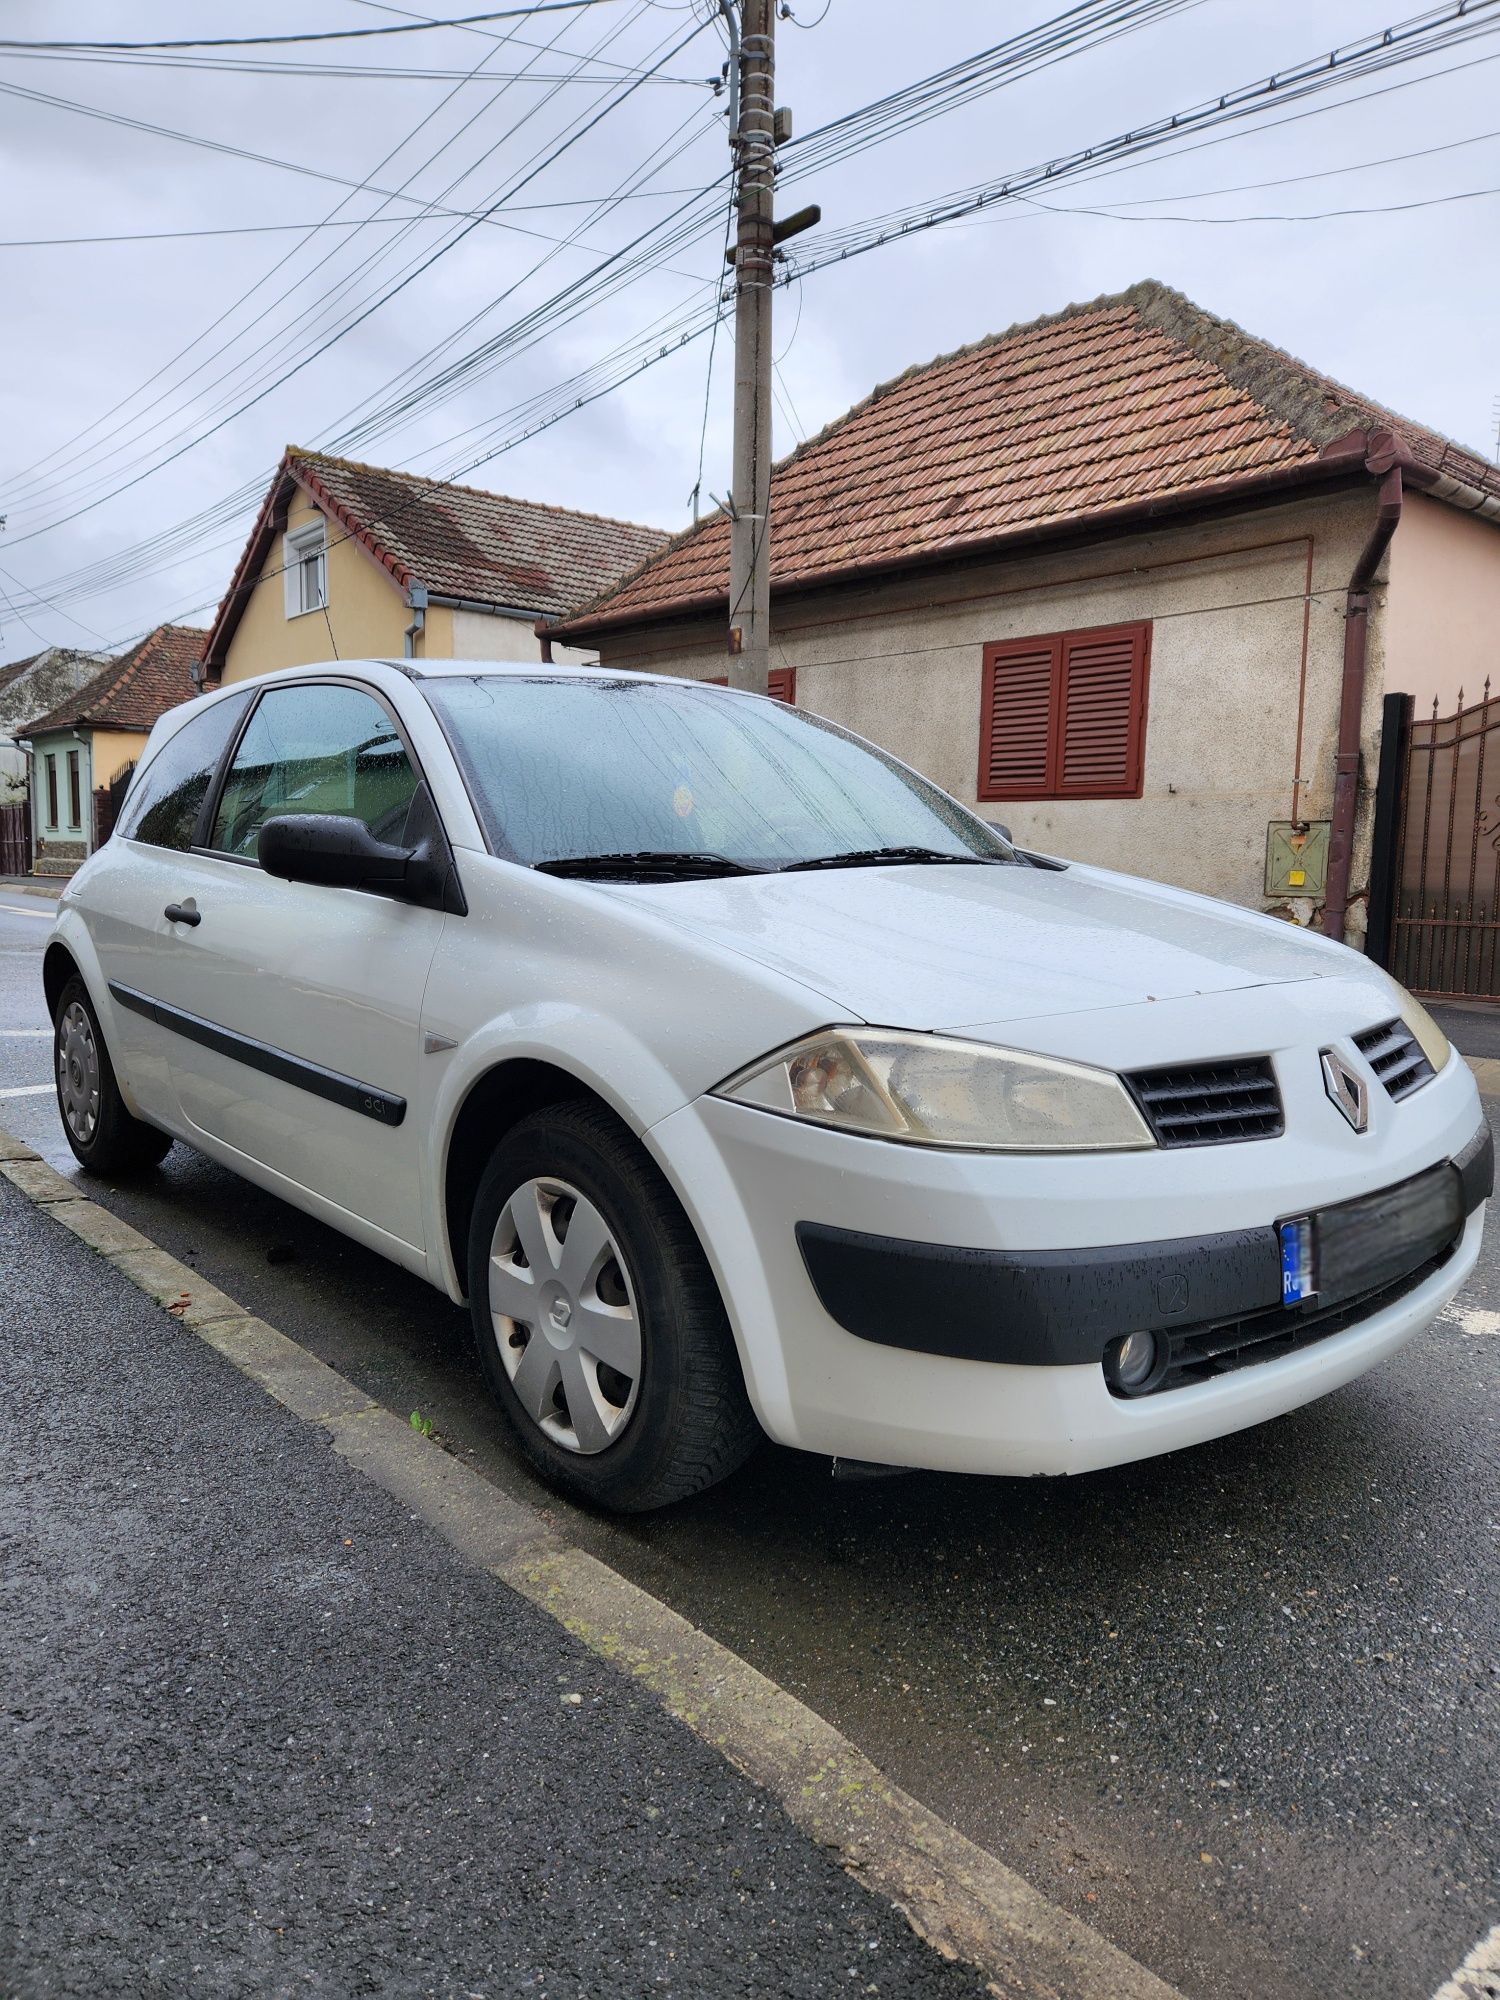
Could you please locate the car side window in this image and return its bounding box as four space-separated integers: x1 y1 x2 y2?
116 692 251 852
209 682 421 861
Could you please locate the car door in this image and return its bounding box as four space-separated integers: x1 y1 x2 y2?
146 677 450 1258
85 688 255 1130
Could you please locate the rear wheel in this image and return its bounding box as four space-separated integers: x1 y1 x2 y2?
53 975 172 1176
467 1101 759 1511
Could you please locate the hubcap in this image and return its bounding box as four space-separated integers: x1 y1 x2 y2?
56 1000 101 1145
488 1177 641 1455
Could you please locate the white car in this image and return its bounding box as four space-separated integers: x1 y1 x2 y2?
43 660 1489 1510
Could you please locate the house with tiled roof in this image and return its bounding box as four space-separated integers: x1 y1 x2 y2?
201 448 669 689
19 624 206 875
0 646 115 805
551 280 1500 948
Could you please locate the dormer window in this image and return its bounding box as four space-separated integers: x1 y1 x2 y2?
284 520 327 618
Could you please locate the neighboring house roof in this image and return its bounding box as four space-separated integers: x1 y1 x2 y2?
553 279 1500 640
0 646 115 739
20 625 206 737
202 448 670 673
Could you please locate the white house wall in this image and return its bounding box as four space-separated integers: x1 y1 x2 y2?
449 607 597 668
591 489 1386 939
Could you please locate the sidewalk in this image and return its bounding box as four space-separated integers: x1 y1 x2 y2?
0 1176 987 2000
0 876 60 901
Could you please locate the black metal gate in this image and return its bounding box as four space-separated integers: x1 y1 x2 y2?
1374 685 1500 999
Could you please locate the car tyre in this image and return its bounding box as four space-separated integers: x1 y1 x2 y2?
53 974 173 1176
467 1101 760 1512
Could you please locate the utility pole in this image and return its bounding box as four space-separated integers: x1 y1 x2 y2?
720 1 818 691
725 0 776 693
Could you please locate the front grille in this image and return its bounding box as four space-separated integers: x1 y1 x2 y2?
1353 1017 1434 1101
1129 1242 1457 1396
1125 1057 1282 1148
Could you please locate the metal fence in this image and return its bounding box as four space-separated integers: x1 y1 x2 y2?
0 802 30 877
1388 684 1500 999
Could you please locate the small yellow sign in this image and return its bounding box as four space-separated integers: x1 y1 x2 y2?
1288 867 1306 887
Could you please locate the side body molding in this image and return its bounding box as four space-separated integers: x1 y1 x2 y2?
108 981 406 1127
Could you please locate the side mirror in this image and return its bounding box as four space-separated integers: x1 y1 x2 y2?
258 814 414 891
986 821 1014 844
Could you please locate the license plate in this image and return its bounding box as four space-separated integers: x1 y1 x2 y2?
1279 1216 1316 1305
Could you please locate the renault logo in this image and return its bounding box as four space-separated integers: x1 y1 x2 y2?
1321 1048 1370 1133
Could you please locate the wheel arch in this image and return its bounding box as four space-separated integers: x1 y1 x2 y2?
43 939 83 1021
442 1057 611 1296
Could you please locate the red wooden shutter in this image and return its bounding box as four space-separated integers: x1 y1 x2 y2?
706 670 796 703
979 638 1058 799
1057 625 1149 797
979 623 1149 801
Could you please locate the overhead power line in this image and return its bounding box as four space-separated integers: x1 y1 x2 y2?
3 5 707 531
783 0 1500 273
0 188 701 249
0 5 624 55
9 0 1493 636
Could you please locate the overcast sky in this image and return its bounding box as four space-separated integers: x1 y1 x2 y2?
3 0 1498 664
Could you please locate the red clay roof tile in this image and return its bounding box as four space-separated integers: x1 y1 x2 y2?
555 281 1500 638
21 625 206 737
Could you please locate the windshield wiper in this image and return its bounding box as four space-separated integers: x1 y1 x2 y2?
778 845 1008 874
534 850 765 882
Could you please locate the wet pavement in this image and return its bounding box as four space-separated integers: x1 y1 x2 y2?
1 1173 992 2000
2 905 1496 2000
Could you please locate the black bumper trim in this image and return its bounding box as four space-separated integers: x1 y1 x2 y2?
796 1118 1491 1369
108 980 406 1128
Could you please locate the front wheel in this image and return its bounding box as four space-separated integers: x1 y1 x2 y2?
467 1102 759 1511
53 975 172 1176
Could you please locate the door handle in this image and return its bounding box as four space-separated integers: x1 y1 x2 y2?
164 901 201 927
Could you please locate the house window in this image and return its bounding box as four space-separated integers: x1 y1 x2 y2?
45 754 58 828
978 622 1151 802
283 520 327 619
67 749 82 829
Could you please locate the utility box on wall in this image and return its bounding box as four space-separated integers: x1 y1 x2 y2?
1265 820 1330 899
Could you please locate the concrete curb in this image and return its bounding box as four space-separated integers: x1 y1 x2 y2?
1465 1056 1500 1099
0 880 62 902
0 1130 1183 2000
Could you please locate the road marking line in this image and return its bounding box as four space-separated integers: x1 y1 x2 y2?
0 1029 52 1037
1431 1923 1500 2000
1440 1301 1500 1337
0 1084 52 1099
0 1119 1181 2000
0 902 53 919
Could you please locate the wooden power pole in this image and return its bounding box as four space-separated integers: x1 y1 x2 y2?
726 0 776 693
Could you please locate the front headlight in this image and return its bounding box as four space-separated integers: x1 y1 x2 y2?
1396 988 1451 1074
713 1027 1155 1152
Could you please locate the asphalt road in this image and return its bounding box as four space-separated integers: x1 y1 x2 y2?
0 1171 991 2000
2 901 1496 2000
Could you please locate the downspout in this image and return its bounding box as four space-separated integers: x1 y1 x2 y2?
403 581 429 659
1323 436 1404 944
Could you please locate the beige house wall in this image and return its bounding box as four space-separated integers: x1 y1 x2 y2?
90 727 149 789
592 488 1391 941
1384 489 1500 718
217 489 601 683
221 487 412 683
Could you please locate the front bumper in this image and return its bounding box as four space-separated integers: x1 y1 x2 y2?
796 1123 1492 1386
646 1000 1490 1475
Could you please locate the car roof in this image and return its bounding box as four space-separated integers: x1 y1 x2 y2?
206 658 720 693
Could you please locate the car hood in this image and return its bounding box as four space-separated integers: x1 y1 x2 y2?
603 859 1353 1030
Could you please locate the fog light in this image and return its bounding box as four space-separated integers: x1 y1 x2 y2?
1104 1329 1160 1396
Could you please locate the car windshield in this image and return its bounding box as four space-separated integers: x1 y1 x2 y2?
424 675 1016 875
